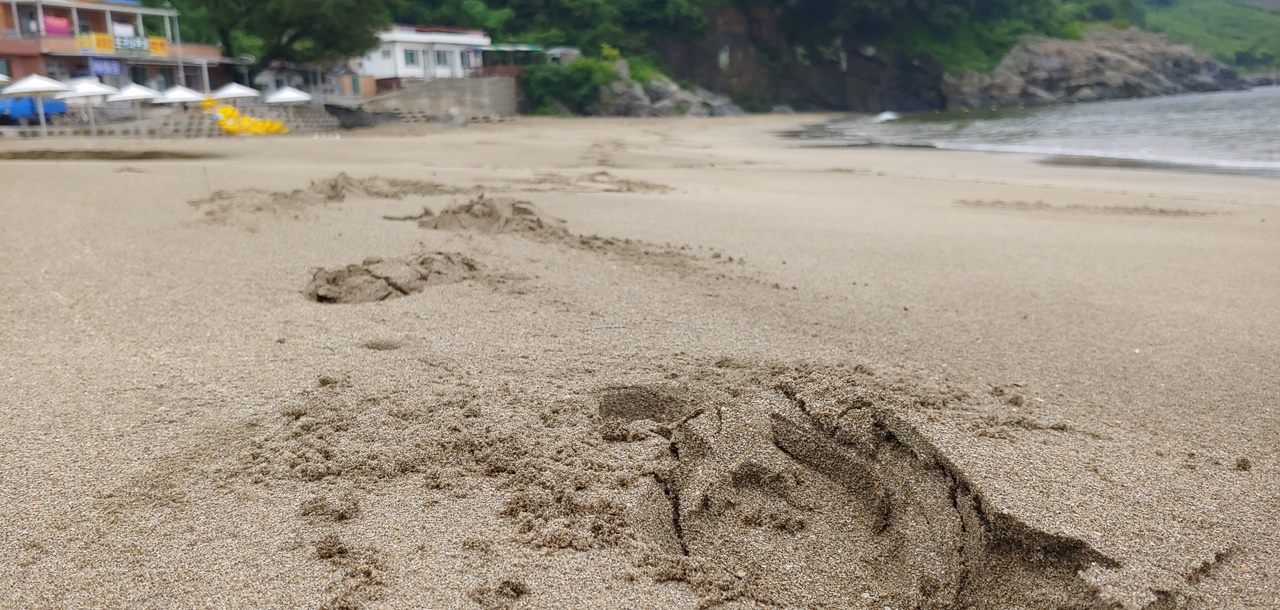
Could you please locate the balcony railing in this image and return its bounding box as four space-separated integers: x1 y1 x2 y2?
0 29 221 60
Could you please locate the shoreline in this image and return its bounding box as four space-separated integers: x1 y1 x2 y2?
793 85 1280 180
783 129 1280 181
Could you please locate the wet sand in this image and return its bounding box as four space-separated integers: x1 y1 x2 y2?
1 115 1277 609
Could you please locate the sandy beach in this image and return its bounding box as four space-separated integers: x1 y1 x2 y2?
1 115 1277 609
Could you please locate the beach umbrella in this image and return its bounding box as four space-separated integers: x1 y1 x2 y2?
264 86 312 104
107 83 161 138
2 74 72 138
56 80 118 138
154 85 207 105
264 86 312 123
211 82 261 102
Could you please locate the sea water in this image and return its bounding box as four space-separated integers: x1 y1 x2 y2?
822 86 1280 177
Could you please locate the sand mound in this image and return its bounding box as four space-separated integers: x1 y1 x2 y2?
523 171 672 194
420 195 567 236
645 376 1121 608
231 360 1127 608
417 197 724 276
306 173 461 202
191 173 469 224
303 253 478 304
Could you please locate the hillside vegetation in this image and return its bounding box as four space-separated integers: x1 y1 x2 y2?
391 0 1149 74
1233 0 1280 9
1146 0 1280 70
157 0 1279 79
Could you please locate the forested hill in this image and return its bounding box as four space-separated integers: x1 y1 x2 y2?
391 0 1279 74
158 0 1278 112
393 0 1125 74
157 0 1279 77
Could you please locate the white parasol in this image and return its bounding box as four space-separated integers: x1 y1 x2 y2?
211 82 261 101
56 80 119 137
264 86 312 123
154 85 207 105
107 83 161 137
264 86 312 104
2 74 72 137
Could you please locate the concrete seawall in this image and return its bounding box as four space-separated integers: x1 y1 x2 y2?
364 77 517 122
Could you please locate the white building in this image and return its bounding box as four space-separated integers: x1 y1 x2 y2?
356 26 490 82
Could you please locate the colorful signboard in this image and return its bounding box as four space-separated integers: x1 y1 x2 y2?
76 33 116 54
115 36 149 53
75 33 170 57
89 57 122 76
148 37 169 57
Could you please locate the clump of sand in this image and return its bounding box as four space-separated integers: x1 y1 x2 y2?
314 533 386 610
303 253 478 304
419 195 567 236
420 196 719 276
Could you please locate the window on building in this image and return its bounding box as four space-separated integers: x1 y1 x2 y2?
381 49 392 60
0 59 10 78
461 52 472 69
130 65 146 84
46 59 69 80
436 51 449 67
404 49 418 66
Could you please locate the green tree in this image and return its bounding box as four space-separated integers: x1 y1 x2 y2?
394 0 707 55
161 0 401 70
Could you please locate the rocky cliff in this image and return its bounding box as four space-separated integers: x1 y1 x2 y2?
946 30 1247 109
656 3 945 113
588 61 745 118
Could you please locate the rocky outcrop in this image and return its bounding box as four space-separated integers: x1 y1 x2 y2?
657 3 945 112
591 65 744 117
1243 72 1278 87
946 30 1247 109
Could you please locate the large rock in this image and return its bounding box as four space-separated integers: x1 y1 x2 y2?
590 72 743 118
592 79 653 116
945 30 1247 109
1244 73 1277 87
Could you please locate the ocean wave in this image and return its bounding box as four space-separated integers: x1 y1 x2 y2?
929 141 1280 175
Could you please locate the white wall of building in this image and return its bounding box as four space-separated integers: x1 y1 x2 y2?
355 28 491 81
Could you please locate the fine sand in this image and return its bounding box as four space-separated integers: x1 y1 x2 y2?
1 115 1277 609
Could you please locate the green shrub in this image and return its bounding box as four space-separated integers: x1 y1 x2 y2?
627 53 670 84
519 57 618 115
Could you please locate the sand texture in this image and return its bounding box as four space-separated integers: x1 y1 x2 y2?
1 116 1278 609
